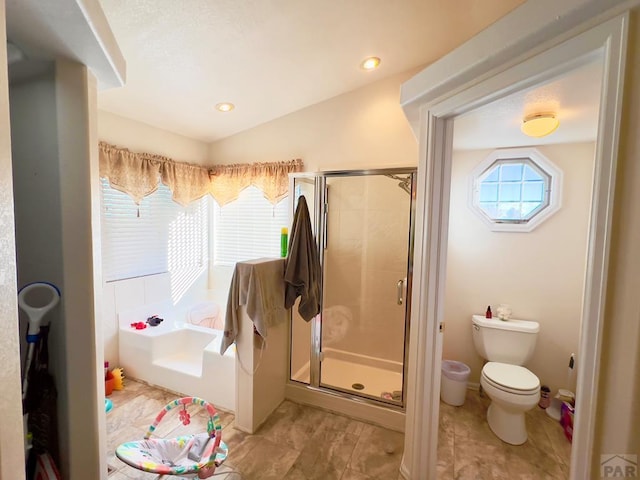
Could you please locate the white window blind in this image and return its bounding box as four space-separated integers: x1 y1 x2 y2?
213 186 289 266
100 178 208 282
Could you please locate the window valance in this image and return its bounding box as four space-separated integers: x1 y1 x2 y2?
99 142 302 206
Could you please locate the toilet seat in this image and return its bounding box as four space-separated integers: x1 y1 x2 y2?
482 362 539 395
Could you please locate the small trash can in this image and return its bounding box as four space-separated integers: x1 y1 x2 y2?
441 360 471 406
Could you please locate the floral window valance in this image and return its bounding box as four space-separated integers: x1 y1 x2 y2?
99 142 303 206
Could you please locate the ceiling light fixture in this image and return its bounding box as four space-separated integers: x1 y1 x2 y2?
215 102 235 112
521 113 559 137
360 56 381 71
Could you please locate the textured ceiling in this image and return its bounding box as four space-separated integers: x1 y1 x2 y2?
453 56 603 150
97 0 526 142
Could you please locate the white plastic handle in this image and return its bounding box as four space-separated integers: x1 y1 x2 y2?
18 282 60 335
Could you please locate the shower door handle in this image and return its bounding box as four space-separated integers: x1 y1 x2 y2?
397 279 404 305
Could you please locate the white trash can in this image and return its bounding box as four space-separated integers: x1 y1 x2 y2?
441 360 471 406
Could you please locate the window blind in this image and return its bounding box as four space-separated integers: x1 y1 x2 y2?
213 186 289 266
100 178 208 282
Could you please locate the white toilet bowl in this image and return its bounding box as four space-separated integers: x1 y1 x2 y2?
480 362 540 445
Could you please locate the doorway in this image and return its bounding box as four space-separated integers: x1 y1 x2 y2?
436 53 604 477
401 14 628 480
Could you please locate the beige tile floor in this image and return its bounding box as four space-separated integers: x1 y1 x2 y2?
106 380 405 480
106 380 571 479
437 390 572 479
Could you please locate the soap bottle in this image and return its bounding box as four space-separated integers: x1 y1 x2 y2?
486 306 492 319
280 227 288 257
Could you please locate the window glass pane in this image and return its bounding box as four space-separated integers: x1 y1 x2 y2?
500 164 523 182
213 186 289 266
499 183 521 202
479 202 499 219
100 179 208 282
497 202 522 220
479 183 498 202
523 181 544 202
523 165 543 181
521 202 541 218
484 167 500 182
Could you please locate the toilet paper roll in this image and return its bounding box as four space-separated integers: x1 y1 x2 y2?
546 397 562 421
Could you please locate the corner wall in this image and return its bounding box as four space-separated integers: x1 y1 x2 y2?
98 110 210 165
208 69 420 171
97 111 212 367
10 61 102 478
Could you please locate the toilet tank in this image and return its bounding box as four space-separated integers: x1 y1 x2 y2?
471 315 539 365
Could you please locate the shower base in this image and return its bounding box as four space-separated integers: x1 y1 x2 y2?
287 347 405 431
291 348 403 400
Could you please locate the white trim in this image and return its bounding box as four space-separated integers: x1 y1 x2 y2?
6 0 126 88
401 11 629 480
400 0 640 133
571 13 628 479
468 147 563 233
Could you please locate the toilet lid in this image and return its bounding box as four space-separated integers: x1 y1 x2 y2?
483 362 539 392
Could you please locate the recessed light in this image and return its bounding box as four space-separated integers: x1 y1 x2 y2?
360 56 381 71
521 113 559 137
215 102 235 112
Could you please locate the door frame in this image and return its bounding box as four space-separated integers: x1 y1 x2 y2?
401 12 629 480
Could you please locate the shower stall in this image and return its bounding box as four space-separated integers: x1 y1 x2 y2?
288 169 416 412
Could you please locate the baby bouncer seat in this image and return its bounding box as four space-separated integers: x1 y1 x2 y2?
116 396 228 479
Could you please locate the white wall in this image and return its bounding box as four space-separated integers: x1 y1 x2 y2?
98 110 210 166
0 0 27 476
444 143 594 394
10 61 103 478
209 69 420 171
56 60 104 479
593 10 640 468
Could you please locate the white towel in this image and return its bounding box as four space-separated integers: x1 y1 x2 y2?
188 301 220 329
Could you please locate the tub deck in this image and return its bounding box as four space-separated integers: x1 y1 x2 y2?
118 302 236 411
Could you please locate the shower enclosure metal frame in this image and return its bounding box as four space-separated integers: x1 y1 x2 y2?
288 168 417 411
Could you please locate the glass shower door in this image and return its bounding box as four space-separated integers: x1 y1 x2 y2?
288 175 317 385
319 172 414 405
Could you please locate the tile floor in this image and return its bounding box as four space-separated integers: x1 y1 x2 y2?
106 381 572 479
106 380 405 480
437 389 572 479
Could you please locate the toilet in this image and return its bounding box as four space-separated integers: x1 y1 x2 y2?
471 314 540 445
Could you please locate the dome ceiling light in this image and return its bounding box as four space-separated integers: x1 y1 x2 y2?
521 113 559 137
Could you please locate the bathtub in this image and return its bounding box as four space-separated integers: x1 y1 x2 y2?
118 301 236 411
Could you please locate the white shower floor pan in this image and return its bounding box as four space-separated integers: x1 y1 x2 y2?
292 348 403 399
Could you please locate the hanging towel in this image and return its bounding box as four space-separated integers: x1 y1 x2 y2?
284 195 321 321
220 258 287 355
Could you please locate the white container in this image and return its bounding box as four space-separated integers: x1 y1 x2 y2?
441 360 471 406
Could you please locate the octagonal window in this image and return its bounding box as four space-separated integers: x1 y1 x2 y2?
469 148 563 232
